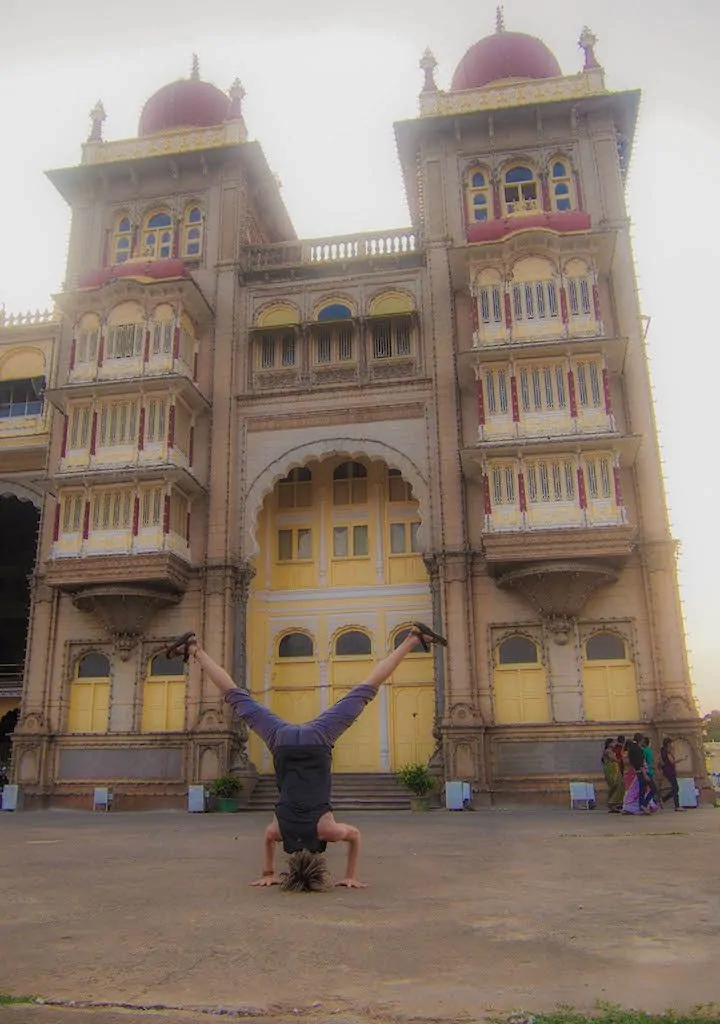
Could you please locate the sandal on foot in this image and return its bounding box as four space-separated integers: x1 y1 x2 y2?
166 631 197 662
412 622 448 653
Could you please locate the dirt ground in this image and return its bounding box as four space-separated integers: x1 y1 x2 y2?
1 807 718 1022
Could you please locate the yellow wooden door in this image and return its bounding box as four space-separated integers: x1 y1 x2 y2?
493 666 550 724
330 653 380 772
390 685 435 768
330 686 381 771
69 680 109 733
272 687 320 724
583 662 639 721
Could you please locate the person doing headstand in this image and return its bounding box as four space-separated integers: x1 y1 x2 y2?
166 622 447 890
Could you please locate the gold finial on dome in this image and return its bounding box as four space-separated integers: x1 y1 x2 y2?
496 6 506 33
87 100 106 142
419 48 438 92
579 26 600 70
191 53 200 80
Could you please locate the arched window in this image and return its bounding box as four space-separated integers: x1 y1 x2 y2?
550 160 574 212
582 631 638 721
393 627 430 653
498 635 539 665
77 653 111 677
112 214 133 264
466 168 492 223
278 467 312 509
493 635 549 724
317 302 352 321
388 467 412 502
68 653 110 733
335 631 372 657
142 211 173 259
586 632 626 661
278 633 314 658
503 165 539 216
141 650 186 733
181 206 204 259
333 461 367 505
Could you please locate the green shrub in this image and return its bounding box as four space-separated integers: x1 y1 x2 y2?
395 763 434 797
209 774 242 798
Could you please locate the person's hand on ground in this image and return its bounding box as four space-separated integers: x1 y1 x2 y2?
335 878 368 888
251 874 283 886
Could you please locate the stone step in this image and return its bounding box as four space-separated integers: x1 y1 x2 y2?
248 772 412 811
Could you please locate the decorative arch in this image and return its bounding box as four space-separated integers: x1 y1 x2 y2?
141 208 174 259
368 290 415 317
464 164 493 224
277 631 315 658
107 301 144 326
181 204 204 259
0 481 42 508
312 296 356 321
333 629 372 657
256 302 301 328
111 211 133 264
501 161 540 215
0 346 45 381
243 438 430 558
549 156 575 212
510 254 558 282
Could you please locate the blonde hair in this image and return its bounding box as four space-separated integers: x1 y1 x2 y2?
280 850 330 893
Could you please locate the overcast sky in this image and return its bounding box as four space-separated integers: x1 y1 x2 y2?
1 0 717 712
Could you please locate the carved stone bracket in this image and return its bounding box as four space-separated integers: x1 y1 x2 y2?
72 584 182 660
497 561 618 638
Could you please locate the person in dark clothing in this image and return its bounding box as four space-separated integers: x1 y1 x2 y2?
166 622 447 889
660 737 685 811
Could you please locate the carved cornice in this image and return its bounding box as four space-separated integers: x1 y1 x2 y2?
484 525 635 570
44 552 192 593
72 584 182 659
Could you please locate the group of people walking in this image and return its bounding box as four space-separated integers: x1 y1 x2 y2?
602 733 684 815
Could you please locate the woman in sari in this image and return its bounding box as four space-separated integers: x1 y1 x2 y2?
602 737 624 812
621 739 642 815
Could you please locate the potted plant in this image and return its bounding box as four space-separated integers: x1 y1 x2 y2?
395 763 435 811
209 774 243 813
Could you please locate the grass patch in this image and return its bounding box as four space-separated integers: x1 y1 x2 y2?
530 1003 720 1024
0 992 36 1005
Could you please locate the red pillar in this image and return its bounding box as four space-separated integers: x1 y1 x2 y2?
476 379 485 426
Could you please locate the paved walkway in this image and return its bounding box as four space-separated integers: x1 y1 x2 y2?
1 807 719 1021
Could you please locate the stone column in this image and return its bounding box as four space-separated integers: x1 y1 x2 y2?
229 561 258 798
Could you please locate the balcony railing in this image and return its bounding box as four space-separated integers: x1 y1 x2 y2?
0 308 58 328
245 229 418 271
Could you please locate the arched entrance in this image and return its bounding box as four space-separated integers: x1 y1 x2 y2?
0 494 40 765
245 453 434 773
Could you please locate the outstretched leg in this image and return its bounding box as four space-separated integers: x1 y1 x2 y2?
310 624 443 745
172 635 287 750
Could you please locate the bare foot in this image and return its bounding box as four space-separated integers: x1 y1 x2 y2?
335 878 368 889
250 874 283 887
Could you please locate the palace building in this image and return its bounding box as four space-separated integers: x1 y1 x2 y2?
1 17 706 806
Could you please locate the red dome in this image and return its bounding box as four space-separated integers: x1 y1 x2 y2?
451 31 561 91
139 78 231 136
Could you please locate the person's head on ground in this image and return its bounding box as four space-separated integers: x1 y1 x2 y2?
280 850 330 892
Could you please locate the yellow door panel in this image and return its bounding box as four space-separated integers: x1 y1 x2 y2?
332 659 372 687
167 681 186 731
274 661 317 688
583 663 639 721
330 686 381 771
493 667 550 724
390 685 435 768
331 560 375 587
271 688 320 724
388 556 427 585
69 681 109 734
391 653 434 686
141 681 168 732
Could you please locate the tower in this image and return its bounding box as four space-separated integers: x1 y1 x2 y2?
394 18 704 793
